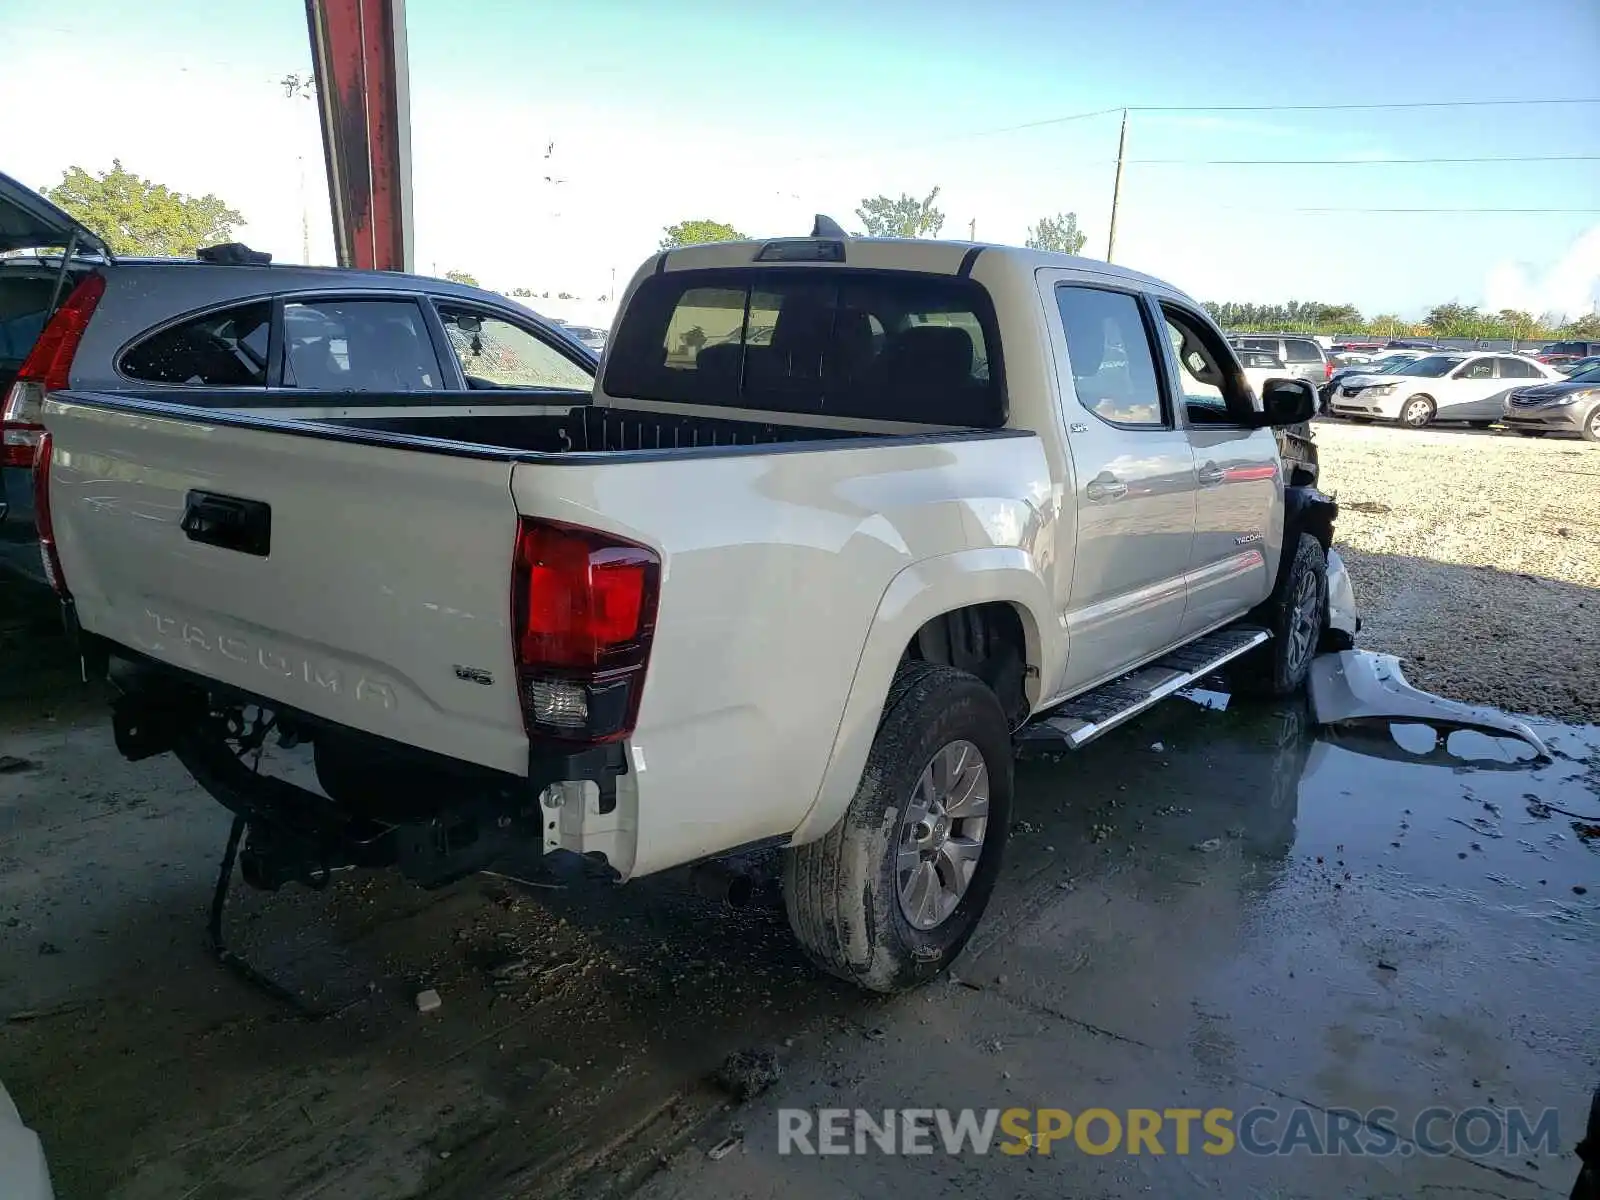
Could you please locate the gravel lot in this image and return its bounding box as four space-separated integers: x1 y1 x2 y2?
1315 420 1599 722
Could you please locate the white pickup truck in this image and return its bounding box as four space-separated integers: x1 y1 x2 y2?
36 228 1348 993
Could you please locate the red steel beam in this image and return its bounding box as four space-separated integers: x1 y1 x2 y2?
305 0 414 272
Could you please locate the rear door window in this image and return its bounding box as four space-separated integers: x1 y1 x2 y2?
281 298 441 391
604 268 1003 426
121 302 272 387
1057 286 1167 428
1497 357 1541 379
1283 339 1322 363
437 306 593 390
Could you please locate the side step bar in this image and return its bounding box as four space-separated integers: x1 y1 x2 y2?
1017 626 1270 755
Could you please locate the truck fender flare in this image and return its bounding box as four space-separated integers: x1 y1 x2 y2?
786 547 1055 847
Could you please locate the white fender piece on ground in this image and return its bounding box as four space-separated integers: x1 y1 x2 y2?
1308 650 1550 762
1324 549 1359 647
0 1080 53 1200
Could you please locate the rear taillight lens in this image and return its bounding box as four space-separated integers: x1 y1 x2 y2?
1 273 105 468
1324 359 1334 380
32 432 68 597
511 518 660 744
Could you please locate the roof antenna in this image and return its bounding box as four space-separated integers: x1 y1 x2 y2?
811 214 848 239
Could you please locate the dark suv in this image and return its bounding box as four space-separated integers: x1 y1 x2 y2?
1536 340 1600 368
0 172 597 582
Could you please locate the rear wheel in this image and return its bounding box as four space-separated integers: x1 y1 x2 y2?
1401 395 1436 428
783 662 1012 993
1229 534 1328 698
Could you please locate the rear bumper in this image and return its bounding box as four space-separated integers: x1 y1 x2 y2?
100 642 628 888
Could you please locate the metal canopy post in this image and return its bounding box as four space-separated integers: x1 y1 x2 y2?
304 0 414 272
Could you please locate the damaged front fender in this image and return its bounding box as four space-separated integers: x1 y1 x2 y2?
1308 650 1550 762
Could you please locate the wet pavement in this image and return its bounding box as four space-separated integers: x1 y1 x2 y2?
1 577 1597 1199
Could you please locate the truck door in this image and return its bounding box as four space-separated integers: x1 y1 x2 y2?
1156 301 1281 638
1046 278 1197 693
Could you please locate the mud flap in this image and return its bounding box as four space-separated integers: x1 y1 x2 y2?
1308 650 1549 762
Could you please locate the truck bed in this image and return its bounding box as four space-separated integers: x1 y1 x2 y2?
42 387 1044 878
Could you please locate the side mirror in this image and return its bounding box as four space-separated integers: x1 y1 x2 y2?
1255 377 1316 428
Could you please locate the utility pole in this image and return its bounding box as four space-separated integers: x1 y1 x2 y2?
1106 108 1128 262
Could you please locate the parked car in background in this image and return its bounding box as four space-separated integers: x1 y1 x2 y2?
0 171 597 583
558 322 608 354
1319 350 1429 410
1557 354 1600 377
1235 348 1290 397
1228 334 1330 385
1329 351 1561 427
1537 340 1600 367
1501 359 1600 441
1384 339 1439 350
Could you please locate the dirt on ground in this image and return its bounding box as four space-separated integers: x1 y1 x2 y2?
1315 421 1600 722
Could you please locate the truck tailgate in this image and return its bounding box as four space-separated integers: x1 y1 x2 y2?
44 395 529 775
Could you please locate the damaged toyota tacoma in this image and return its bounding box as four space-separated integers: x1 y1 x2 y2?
34 225 1353 992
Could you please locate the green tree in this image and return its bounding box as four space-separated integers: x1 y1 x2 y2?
1560 312 1600 338
1496 309 1536 340
43 161 244 257
660 219 745 249
1368 313 1404 337
1425 302 1481 337
443 268 480 286
855 188 944 238
1024 212 1087 255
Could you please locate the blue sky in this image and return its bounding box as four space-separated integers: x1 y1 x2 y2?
4 0 1598 320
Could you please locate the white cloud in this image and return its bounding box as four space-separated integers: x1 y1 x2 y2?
1484 225 1600 321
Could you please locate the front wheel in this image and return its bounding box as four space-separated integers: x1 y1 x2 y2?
1401 395 1436 427
784 662 1013 993
1584 407 1600 443
1229 533 1328 698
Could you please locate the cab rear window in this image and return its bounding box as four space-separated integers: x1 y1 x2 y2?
603 268 1005 426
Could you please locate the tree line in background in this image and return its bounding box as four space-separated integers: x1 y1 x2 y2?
1202 299 1600 341
31 165 1599 339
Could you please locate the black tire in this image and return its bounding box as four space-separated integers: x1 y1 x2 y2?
1517 429 1548 438
1400 394 1436 428
1584 407 1600 443
783 662 1013 993
1228 534 1328 698
1468 420 1493 429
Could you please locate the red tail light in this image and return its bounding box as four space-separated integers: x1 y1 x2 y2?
511 518 660 744
1324 359 1334 380
32 432 68 597
1 273 105 468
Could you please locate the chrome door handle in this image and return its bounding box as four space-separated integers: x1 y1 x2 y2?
1197 462 1225 486
1085 476 1128 502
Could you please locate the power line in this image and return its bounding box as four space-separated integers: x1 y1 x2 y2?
1127 97 1600 112
1214 206 1600 214
1128 153 1600 165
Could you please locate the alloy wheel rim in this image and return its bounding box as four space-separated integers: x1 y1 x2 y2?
1404 399 1430 426
896 739 990 930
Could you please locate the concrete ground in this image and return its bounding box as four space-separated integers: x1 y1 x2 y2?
1 421 1598 1199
